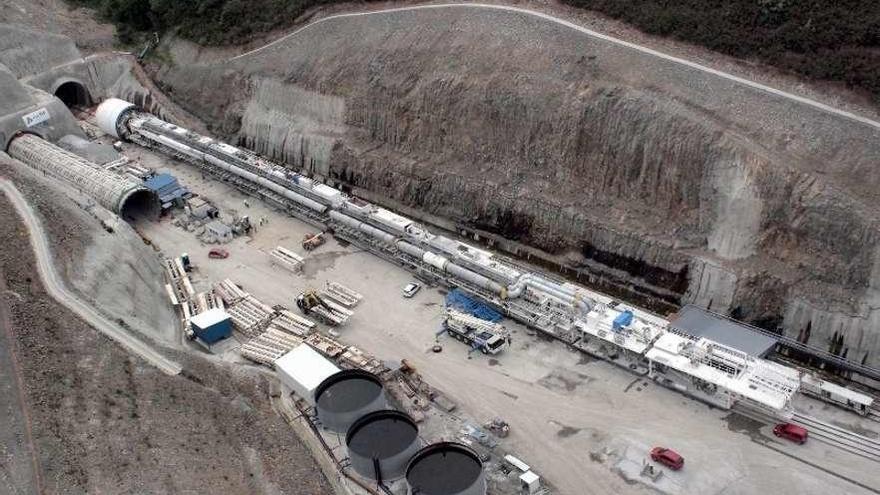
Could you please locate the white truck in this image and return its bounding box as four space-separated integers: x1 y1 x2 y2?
443 309 509 355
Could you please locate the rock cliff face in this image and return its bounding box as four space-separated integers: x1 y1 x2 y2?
153 6 880 366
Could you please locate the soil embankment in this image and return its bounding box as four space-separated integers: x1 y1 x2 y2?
0 192 334 494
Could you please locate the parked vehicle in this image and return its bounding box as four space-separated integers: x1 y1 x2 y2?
402 282 421 298
443 309 508 355
208 248 229 259
650 447 684 470
774 423 808 444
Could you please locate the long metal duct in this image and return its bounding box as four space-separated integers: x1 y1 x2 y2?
7 133 155 217
136 129 328 213
329 211 396 243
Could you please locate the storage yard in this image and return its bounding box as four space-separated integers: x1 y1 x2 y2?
7 97 873 494
4 8 880 494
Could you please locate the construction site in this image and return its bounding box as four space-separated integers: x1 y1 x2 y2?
3 3 880 495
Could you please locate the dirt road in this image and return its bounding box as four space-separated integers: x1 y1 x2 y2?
228 3 880 132
0 179 181 375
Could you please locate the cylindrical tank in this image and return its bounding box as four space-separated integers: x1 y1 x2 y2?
315 369 387 433
95 98 137 139
406 442 486 495
345 410 421 482
445 262 505 295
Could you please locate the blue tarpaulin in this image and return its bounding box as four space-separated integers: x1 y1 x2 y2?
612 310 633 331
144 173 189 206
445 289 502 322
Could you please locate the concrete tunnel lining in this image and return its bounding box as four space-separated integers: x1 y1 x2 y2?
118 187 161 222
7 133 159 221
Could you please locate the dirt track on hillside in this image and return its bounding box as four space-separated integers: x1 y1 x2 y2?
0 192 333 494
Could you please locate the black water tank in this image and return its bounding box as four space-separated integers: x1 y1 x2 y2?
406 442 486 495
315 369 387 432
346 410 421 482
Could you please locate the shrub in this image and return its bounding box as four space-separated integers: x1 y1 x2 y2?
562 0 880 103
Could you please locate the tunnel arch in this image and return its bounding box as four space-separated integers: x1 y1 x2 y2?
53 80 91 108
118 188 160 222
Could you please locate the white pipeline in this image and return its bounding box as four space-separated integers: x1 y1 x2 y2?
138 129 327 213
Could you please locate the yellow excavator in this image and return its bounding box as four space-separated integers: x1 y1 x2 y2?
295 289 350 326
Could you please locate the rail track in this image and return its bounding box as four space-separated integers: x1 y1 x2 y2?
791 413 880 462
733 405 880 463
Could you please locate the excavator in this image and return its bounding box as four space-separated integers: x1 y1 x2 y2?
295 289 351 326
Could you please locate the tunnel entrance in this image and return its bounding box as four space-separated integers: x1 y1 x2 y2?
119 189 160 224
54 81 91 108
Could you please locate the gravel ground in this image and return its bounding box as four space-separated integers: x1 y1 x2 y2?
0 0 116 53
0 191 334 494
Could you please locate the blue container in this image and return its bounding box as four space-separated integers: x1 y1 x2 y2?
612 310 634 331
190 308 232 344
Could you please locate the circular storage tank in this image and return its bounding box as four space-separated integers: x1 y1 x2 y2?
346 410 421 482
315 369 387 433
406 442 486 495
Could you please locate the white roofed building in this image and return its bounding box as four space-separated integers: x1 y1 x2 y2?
275 344 341 405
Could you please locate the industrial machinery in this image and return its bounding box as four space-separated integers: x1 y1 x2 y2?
98 98 879 419
296 290 351 326
302 232 326 251
443 309 508 355
484 417 510 438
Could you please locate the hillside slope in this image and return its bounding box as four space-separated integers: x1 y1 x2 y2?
153 5 880 367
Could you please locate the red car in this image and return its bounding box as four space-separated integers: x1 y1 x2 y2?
774 423 808 444
650 447 684 470
208 248 229 259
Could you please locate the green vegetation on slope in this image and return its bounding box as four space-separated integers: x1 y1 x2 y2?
67 0 334 45
71 0 879 103
563 0 880 103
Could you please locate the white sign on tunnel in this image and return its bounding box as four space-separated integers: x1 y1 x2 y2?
22 108 50 127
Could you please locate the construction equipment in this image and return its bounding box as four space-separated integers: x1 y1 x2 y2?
443 309 509 355
208 248 229 259
232 215 252 235
485 417 510 438
302 231 326 251
295 289 352 326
